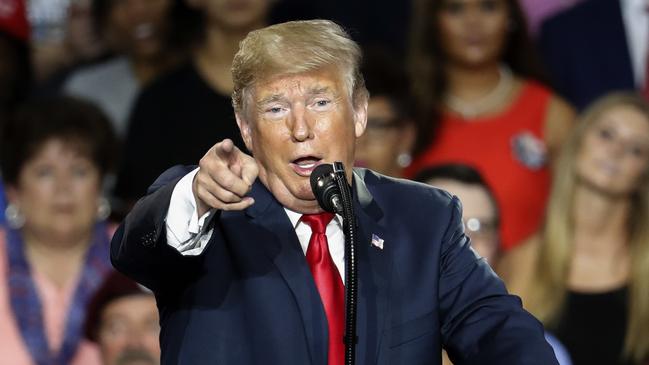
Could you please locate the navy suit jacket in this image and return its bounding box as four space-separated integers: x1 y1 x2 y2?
539 0 636 110
111 166 558 365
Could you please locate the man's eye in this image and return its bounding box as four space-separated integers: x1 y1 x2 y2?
313 99 332 109
267 107 283 113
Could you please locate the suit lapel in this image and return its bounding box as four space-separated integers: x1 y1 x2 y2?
244 181 328 365
352 170 393 364
240 172 393 365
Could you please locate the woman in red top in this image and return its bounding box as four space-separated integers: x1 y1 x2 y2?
407 0 575 250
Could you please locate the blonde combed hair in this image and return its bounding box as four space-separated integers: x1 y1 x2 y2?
528 92 649 363
231 19 368 115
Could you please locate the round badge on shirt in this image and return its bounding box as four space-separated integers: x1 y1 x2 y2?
510 131 547 170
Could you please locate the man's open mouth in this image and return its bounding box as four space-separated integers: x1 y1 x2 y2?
290 156 323 176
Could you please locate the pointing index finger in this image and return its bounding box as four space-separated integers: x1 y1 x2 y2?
214 139 235 161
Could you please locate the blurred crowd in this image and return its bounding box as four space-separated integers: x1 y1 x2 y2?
0 0 648 364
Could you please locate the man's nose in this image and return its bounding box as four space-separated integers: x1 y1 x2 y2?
290 105 314 142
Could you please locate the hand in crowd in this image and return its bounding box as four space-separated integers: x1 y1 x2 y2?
192 139 258 216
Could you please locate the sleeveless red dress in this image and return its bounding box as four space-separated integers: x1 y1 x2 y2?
406 81 552 250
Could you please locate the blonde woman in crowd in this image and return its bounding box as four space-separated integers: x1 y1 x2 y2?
500 93 649 365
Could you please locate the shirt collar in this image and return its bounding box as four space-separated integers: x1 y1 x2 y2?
283 207 343 229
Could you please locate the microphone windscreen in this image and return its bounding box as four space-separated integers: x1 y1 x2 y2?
310 163 339 213
310 163 334 194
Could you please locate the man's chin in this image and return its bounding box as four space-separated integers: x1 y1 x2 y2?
295 188 318 203
278 196 322 214
261 174 324 212
279 188 321 213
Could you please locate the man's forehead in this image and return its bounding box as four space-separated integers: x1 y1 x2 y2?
253 69 344 100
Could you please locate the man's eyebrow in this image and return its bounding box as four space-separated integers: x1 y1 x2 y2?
257 94 287 105
307 86 334 96
257 86 336 105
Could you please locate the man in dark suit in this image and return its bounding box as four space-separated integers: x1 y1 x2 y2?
539 0 638 110
111 20 558 365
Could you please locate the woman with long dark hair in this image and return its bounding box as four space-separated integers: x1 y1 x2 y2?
406 0 575 250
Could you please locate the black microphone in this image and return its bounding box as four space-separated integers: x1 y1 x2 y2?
310 163 343 214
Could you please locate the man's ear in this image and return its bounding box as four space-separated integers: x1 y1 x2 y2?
235 112 254 152
353 99 368 138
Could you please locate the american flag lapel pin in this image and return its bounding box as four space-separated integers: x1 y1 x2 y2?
371 234 384 250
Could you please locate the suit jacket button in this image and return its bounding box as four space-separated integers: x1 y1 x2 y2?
141 231 155 247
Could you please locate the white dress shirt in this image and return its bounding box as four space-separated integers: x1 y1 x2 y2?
621 0 649 87
165 168 346 281
283 208 345 281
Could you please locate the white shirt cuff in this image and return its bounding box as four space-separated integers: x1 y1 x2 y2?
165 167 215 256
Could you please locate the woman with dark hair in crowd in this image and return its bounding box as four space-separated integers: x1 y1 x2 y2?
63 0 176 138
406 0 575 250
113 0 273 214
0 96 117 365
500 93 649 365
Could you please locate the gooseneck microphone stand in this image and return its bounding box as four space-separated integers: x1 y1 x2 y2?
310 163 358 365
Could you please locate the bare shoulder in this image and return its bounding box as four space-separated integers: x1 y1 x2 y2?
546 94 574 116
497 235 542 297
543 94 576 159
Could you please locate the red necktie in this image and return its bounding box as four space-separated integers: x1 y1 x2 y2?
302 213 345 365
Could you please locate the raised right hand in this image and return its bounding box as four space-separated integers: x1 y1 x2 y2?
193 139 259 216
